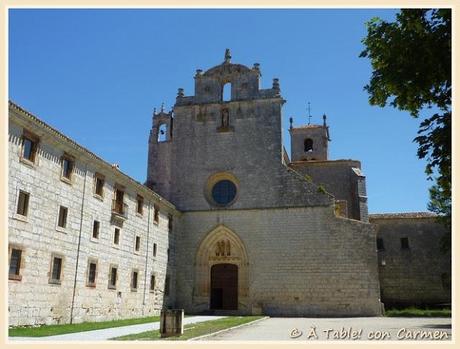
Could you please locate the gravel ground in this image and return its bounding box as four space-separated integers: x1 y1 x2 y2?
200 316 452 342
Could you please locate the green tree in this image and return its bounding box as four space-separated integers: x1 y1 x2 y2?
360 9 451 253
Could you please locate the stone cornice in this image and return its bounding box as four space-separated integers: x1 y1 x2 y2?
9 100 178 214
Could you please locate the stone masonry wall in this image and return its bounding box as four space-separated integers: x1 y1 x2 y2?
290 160 366 220
8 105 177 326
370 214 451 307
168 97 333 212
175 206 382 317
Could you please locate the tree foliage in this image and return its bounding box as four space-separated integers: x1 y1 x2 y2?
360 9 451 252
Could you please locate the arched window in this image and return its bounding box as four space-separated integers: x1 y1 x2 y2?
304 138 313 152
222 83 231 102
157 124 168 142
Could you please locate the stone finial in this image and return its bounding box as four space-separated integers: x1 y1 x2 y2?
272 78 280 91
224 48 231 63
323 113 327 126
160 102 165 112
289 117 293 130
253 63 260 70
153 107 157 115
177 88 184 98
195 69 203 77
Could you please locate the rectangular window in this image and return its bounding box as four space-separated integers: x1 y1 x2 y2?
153 205 159 223
61 155 74 180
114 228 120 245
113 188 125 214
400 237 410 249
9 248 22 280
167 248 170 262
135 236 140 252
16 190 30 217
58 206 68 228
136 195 144 215
23 138 37 161
87 261 97 287
92 220 100 239
168 214 173 232
150 274 155 291
153 243 157 257
108 265 117 289
377 238 384 251
49 256 63 284
21 131 39 163
94 173 105 197
165 275 170 296
131 270 138 291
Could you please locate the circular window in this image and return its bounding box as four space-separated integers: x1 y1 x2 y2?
212 180 237 205
205 172 239 207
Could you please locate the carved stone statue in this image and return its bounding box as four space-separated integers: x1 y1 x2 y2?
215 240 231 257
226 240 231 256
221 109 229 128
224 48 231 63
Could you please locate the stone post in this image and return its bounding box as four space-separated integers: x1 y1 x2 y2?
159 309 184 338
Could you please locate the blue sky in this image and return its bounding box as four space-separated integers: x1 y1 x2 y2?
9 9 433 213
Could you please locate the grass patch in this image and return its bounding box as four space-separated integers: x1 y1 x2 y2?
112 316 264 341
9 315 161 337
385 307 451 317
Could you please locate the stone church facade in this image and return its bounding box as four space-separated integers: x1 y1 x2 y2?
8 51 450 326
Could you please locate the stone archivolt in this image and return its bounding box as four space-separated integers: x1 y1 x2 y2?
194 224 249 307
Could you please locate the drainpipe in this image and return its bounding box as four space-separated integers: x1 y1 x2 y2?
142 200 152 313
70 164 88 324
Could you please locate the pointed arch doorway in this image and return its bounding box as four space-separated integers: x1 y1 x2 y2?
194 224 249 313
210 263 238 310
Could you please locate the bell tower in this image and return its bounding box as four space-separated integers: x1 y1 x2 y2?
146 104 173 199
289 114 330 161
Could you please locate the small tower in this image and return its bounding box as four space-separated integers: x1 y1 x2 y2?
289 114 330 161
146 105 173 198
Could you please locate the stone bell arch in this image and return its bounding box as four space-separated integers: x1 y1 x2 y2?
193 224 249 313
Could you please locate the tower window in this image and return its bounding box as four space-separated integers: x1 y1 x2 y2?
157 124 168 142
222 82 231 101
400 237 410 249
304 138 314 152
377 238 384 251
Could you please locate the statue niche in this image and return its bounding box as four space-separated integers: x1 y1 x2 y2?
217 108 233 132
